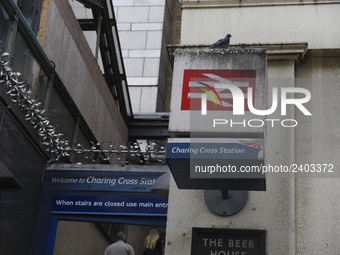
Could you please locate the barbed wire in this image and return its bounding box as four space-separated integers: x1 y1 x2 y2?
67 141 166 164
0 49 166 163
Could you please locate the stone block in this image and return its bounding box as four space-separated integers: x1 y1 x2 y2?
117 23 132 31
128 86 142 113
112 0 135 6
117 7 150 23
127 77 159 86
119 31 147 50
146 31 163 49
140 86 158 112
132 23 163 31
71 6 86 19
143 58 160 76
134 0 166 6
122 50 129 58
124 58 144 77
149 6 165 22
83 31 97 51
85 8 93 19
129 49 161 58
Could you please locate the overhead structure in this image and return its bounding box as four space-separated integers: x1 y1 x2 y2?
76 0 133 123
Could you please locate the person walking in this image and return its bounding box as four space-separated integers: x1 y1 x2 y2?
142 229 159 255
104 232 135 255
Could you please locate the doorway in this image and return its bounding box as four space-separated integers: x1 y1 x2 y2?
46 214 166 255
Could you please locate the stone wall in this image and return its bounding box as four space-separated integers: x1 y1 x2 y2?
113 0 173 112
165 1 340 254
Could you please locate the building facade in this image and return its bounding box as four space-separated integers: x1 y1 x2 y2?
165 1 340 254
1 0 340 254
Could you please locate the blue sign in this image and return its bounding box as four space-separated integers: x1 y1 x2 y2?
52 195 168 216
44 170 165 192
166 138 263 159
166 138 266 191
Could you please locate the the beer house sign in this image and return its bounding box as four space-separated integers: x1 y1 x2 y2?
191 228 266 255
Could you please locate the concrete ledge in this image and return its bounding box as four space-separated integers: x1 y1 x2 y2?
167 42 308 65
181 0 340 9
307 49 340 57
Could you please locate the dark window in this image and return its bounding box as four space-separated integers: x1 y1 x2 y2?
0 5 11 48
16 0 43 34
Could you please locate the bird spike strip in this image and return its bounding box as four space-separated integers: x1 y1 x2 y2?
0 49 165 163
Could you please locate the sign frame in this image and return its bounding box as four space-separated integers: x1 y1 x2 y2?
191 227 266 255
169 49 267 135
166 138 266 191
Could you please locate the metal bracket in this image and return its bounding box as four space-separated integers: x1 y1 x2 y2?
204 189 248 216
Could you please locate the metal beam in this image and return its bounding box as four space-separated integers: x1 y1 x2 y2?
128 113 169 139
76 0 133 123
0 161 22 189
75 0 104 10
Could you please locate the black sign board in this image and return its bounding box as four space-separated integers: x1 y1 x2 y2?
191 228 266 255
166 158 266 191
166 139 266 191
